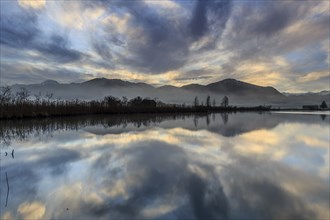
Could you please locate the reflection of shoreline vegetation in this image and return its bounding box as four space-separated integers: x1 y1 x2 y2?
0 114 203 146
0 87 273 119
1 112 327 147
0 112 245 146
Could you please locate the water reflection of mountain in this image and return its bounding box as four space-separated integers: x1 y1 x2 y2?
0 112 328 146
1 113 329 219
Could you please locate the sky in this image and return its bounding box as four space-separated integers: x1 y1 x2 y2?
0 0 329 92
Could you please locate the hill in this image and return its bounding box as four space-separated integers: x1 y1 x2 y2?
7 78 329 107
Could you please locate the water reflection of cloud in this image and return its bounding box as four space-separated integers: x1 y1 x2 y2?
231 123 329 179
296 135 329 148
2 202 46 220
84 141 231 219
222 156 329 220
235 129 285 160
18 202 46 220
1 116 329 219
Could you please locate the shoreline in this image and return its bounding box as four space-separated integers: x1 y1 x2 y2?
1 105 329 120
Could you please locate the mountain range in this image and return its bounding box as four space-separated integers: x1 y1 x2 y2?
9 78 329 108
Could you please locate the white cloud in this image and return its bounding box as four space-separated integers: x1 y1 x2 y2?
18 0 45 9
47 2 105 30
143 0 180 10
18 202 46 220
298 70 329 83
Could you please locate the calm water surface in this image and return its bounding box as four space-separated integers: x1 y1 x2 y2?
0 112 329 220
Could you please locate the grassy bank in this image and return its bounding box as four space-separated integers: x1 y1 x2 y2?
0 101 272 120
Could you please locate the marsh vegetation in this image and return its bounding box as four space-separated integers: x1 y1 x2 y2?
0 87 273 119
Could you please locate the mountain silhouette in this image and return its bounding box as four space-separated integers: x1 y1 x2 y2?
9 78 328 107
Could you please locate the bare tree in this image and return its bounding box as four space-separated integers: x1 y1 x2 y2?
16 88 30 103
206 95 211 107
34 92 42 104
104 96 121 106
0 86 12 104
122 96 128 106
193 96 199 107
320 101 328 109
221 96 229 107
45 93 54 103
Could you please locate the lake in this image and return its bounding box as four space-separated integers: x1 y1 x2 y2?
1 112 329 220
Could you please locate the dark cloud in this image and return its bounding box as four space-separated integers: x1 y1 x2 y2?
125 0 231 73
112 1 189 73
251 2 296 36
218 1 329 82
0 11 39 48
190 0 232 42
0 62 89 85
35 35 83 63
93 42 112 61
289 48 328 75
0 6 83 64
225 2 299 46
190 0 208 40
91 0 232 74
0 0 328 91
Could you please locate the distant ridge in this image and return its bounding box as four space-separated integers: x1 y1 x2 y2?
8 77 329 107
204 78 283 97
17 78 281 96
41 80 60 85
81 78 154 89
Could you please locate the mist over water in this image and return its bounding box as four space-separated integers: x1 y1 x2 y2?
1 112 329 219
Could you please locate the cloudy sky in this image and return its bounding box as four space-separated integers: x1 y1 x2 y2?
0 0 329 92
